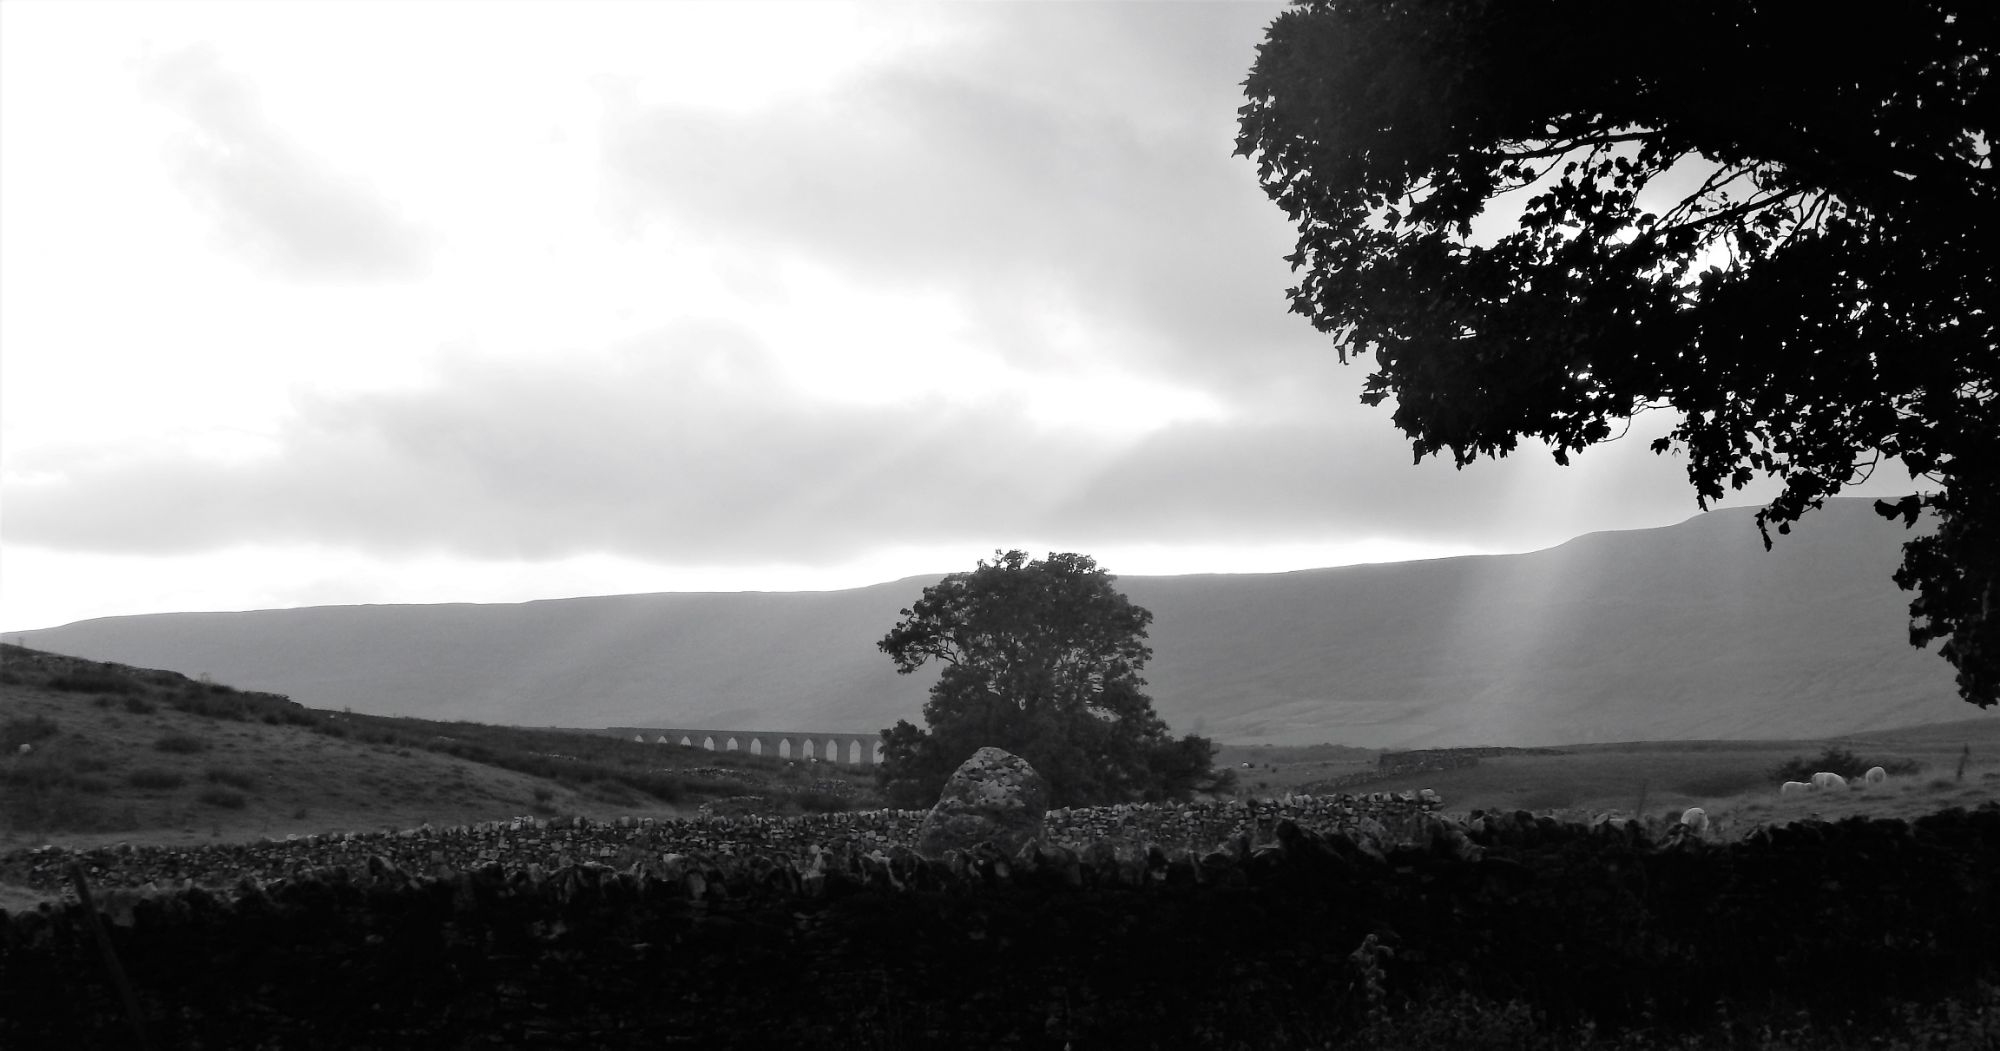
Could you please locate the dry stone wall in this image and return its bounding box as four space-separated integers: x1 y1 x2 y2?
0 791 1443 895
4 803 1997 1049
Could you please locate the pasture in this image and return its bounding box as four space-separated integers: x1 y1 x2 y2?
0 645 877 855
1218 715 2000 831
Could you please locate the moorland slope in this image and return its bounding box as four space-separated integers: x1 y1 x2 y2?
6 498 1969 746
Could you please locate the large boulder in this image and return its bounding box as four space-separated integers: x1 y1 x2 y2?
916 747 1051 858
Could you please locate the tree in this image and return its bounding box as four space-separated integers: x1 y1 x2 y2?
875 550 1234 807
1235 0 1997 706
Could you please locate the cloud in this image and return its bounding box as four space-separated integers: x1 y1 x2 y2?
602 2 1315 402
147 46 427 280
2 318 1740 568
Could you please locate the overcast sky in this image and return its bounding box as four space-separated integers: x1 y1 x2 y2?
0 1 1912 632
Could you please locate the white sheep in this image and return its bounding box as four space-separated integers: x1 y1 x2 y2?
1780 780 1811 797
1811 771 1849 791
1865 766 1888 786
1680 807 1708 832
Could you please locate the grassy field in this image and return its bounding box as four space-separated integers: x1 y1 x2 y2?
1218 716 2000 832
8 640 1997 855
0 645 883 856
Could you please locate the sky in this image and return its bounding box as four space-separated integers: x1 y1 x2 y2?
0 1 1913 633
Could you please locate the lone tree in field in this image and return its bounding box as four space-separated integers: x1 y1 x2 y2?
1236 0 1997 706
875 550 1232 807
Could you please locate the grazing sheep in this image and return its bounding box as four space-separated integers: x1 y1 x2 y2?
1865 766 1888 786
1681 806 1708 832
1781 780 1811 797
1811 771 1849 791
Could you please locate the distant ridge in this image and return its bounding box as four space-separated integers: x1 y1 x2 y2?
8 499 1974 747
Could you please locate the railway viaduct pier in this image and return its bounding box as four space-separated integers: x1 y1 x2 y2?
611 727 884 766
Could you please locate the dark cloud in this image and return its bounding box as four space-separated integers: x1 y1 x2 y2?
2 323 1740 566
603 2 1315 400
148 46 427 280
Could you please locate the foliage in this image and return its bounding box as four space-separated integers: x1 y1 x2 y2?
875 550 1233 807
1236 0 1999 706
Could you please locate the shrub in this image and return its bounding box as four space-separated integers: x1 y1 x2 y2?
75 776 112 795
154 733 209 754
197 787 247 809
122 695 157 715
47 668 137 694
127 768 185 790
205 766 256 790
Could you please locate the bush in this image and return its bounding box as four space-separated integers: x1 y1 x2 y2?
127 768 185 790
154 733 209 754
205 766 256 790
122 695 157 715
48 668 137 694
197 787 247 809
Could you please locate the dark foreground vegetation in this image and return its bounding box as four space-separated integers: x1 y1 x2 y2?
5 802 1997 1048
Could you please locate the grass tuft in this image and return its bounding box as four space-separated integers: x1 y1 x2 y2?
196 787 248 809
204 766 256 790
127 768 185 790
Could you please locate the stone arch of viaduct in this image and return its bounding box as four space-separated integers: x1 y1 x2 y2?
617 728 884 766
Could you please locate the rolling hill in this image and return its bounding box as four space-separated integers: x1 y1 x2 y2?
7 498 1982 747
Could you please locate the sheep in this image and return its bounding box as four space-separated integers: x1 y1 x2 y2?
1680 806 1708 832
1810 771 1849 791
1780 780 1811 797
1865 766 1888 786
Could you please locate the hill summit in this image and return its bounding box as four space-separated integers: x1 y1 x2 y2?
8 499 1967 747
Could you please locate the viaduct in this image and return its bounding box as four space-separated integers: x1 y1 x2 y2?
609 727 884 766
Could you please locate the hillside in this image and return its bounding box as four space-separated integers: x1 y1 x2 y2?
0 646 877 853
6 498 1973 747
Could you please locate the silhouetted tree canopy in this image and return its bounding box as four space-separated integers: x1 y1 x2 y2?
1236 0 1997 706
875 550 1233 807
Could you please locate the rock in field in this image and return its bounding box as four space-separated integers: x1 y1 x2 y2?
916 747 1050 858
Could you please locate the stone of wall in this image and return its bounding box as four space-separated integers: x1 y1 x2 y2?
4 804 1996 1048
0 791 1444 896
